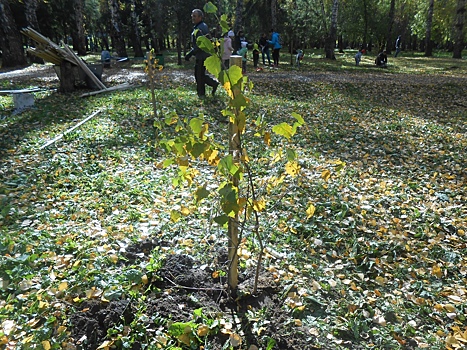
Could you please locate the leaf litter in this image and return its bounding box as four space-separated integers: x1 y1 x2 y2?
0 59 466 349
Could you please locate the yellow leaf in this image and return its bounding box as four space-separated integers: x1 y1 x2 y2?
229 333 242 347
42 340 51 350
253 199 266 212
97 340 114 349
180 206 191 216
141 274 149 285
321 169 331 181
294 319 302 326
285 161 299 177
178 333 191 346
170 210 181 223
306 204 316 219
58 281 68 291
197 324 209 337
432 264 443 278
109 254 118 264
264 132 271 146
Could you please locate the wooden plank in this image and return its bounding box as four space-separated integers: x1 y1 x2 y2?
61 41 107 90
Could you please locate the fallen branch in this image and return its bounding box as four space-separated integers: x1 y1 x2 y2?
79 83 137 97
39 109 103 150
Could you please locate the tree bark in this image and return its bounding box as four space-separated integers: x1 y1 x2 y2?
234 0 243 34
108 0 128 57
325 0 338 59
271 0 277 30
452 0 466 59
23 0 44 64
127 0 144 57
71 0 87 56
0 0 27 68
385 0 396 54
425 0 435 57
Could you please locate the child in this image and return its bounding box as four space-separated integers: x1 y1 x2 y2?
355 49 363 66
237 41 248 74
252 43 260 70
296 49 304 67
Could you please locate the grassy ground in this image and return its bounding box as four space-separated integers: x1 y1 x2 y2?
0 50 466 349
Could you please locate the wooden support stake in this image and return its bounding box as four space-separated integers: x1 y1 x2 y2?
39 109 103 150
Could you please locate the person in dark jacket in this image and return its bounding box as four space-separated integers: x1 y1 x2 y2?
259 33 271 66
394 35 401 57
375 50 388 68
185 9 219 98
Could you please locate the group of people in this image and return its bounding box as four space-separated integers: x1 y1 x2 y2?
185 8 282 98
354 35 402 68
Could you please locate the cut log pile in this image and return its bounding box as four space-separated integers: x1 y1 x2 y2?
21 27 136 96
21 27 106 91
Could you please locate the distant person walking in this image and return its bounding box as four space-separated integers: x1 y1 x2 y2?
268 29 282 68
394 35 401 57
185 9 219 98
222 30 235 68
259 33 271 66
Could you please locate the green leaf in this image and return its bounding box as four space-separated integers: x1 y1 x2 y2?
213 215 229 226
193 308 203 318
205 55 221 79
125 269 143 283
266 337 276 350
195 185 210 203
272 122 294 139
220 14 229 34
218 155 239 176
286 148 296 162
203 2 217 14
191 142 206 158
292 112 304 126
197 36 215 55
189 117 204 134
226 65 243 86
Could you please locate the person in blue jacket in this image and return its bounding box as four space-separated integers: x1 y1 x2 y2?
268 29 282 68
185 9 219 98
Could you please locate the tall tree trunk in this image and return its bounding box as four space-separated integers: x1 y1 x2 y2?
234 0 243 33
425 0 435 57
127 0 144 57
108 0 128 57
325 0 338 59
24 0 44 64
385 0 396 54
271 0 277 30
452 0 466 58
0 0 27 68
71 0 87 55
362 0 369 49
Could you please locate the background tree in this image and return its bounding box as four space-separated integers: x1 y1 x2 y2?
125 0 144 57
452 0 466 58
108 0 128 57
234 0 243 33
0 0 27 68
325 0 339 59
24 0 44 63
71 0 87 55
425 0 435 56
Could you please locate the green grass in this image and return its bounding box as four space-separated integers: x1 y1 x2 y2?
0 52 466 349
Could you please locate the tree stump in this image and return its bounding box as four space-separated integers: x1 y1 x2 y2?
59 61 76 92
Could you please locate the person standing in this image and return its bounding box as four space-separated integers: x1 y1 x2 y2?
394 35 401 57
259 33 271 66
222 30 235 68
252 43 260 69
185 9 219 98
268 29 282 68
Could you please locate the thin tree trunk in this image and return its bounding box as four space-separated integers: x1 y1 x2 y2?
0 0 27 68
385 0 396 54
108 0 128 57
271 0 277 30
362 0 369 49
325 0 338 59
452 0 466 58
234 0 243 33
425 0 435 57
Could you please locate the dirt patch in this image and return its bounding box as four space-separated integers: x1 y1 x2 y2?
67 247 314 350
